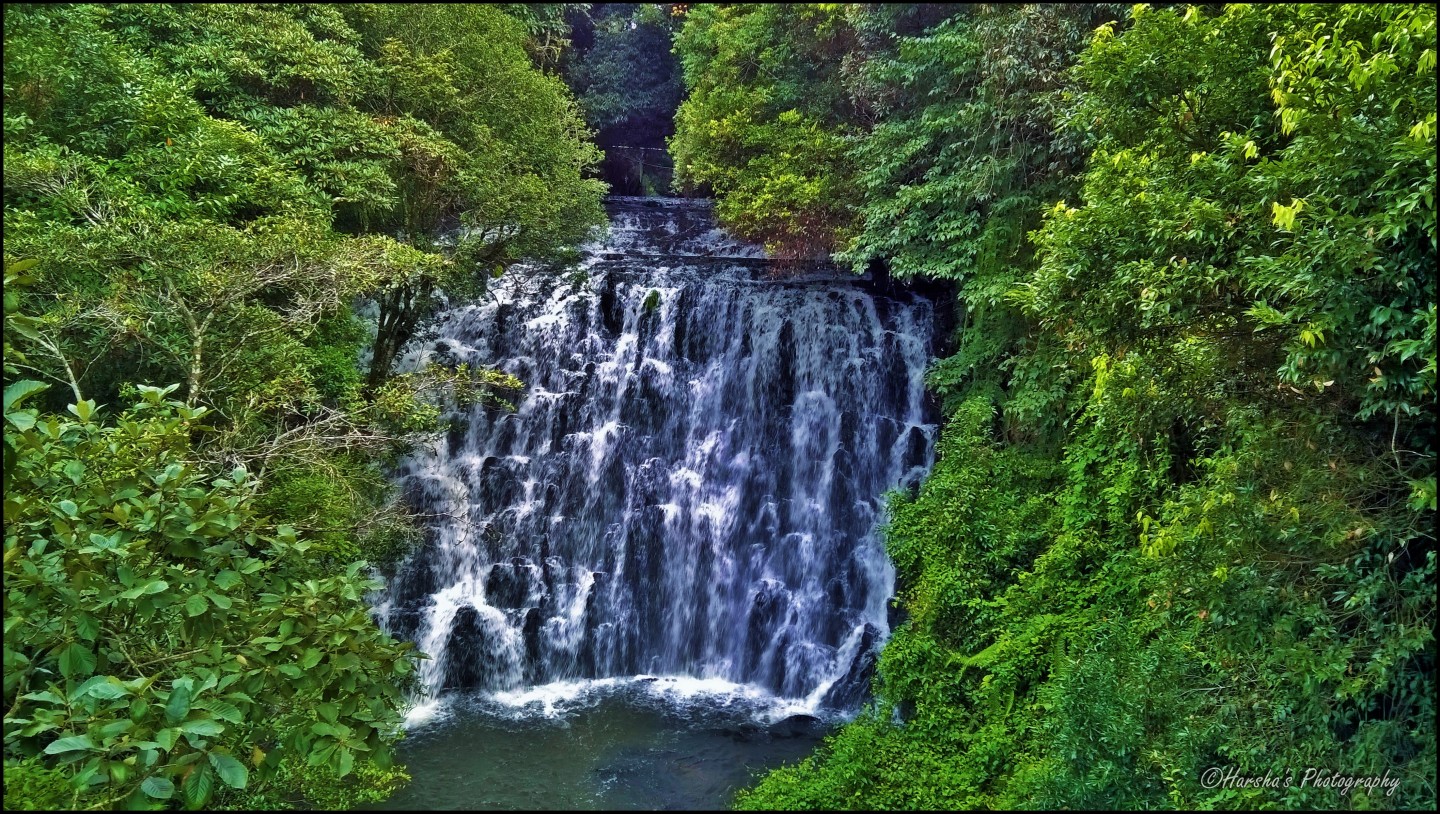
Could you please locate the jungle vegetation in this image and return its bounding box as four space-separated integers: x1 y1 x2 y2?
3 3 604 809
4 2 1436 811
669 3 1437 809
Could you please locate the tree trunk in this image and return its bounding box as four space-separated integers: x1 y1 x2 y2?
366 283 426 393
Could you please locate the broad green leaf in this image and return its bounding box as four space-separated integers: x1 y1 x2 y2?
166 685 191 724
68 399 96 422
335 746 354 778
179 718 224 737
76 675 129 700
199 698 242 723
182 761 216 809
58 642 96 679
43 735 96 754
141 775 175 799
121 580 169 600
185 594 209 617
155 728 180 751
3 380 49 412
208 752 248 789
99 719 134 739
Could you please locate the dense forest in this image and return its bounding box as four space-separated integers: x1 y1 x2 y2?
4 2 1436 811
3 3 604 808
667 3 1436 809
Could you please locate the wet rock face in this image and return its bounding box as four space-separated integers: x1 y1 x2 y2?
384 196 939 710
444 605 497 690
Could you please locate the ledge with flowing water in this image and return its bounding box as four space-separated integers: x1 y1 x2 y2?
374 196 939 725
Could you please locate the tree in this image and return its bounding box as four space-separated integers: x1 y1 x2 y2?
670 3 862 257
564 4 685 194
341 3 606 388
4 5 608 807
730 4 1436 809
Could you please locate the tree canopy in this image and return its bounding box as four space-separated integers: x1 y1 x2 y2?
668 3 1437 809
4 3 604 808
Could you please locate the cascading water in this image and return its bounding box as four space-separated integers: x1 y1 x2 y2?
376 197 937 724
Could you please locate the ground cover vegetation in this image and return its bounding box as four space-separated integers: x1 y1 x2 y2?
3 3 605 809
669 3 1436 809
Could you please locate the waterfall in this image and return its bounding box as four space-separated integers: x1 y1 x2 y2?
377 197 937 721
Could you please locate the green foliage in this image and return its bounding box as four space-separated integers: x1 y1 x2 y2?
839 4 1122 434
563 4 684 194
4 3 607 809
671 3 861 257
568 4 682 135
3 758 74 811
731 3 1436 811
341 2 606 386
495 3 591 69
4 2 605 398
3 385 415 810
1024 3 1436 425
221 752 410 811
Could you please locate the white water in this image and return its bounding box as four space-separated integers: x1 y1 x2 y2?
378 197 937 726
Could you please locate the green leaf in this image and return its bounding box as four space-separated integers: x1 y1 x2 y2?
73 616 100 642
58 642 97 679
166 685 192 724
208 752 248 789
6 410 36 430
76 675 129 700
200 698 242 723
182 761 216 809
3 380 49 412
300 648 323 670
141 775 175 799
99 719 134 739
43 735 96 754
205 591 232 610
122 580 169 599
68 399 96 422
335 746 355 779
180 718 224 737
185 594 209 617
155 728 180 751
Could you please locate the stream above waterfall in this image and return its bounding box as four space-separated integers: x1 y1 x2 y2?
371 196 938 805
